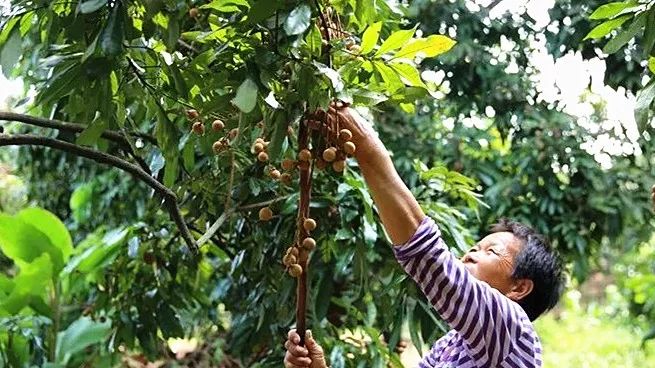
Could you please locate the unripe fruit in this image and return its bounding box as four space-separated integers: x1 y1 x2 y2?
283 254 297 266
322 147 337 162
186 109 199 120
303 218 317 232
299 149 312 162
212 119 225 131
343 141 356 155
280 173 292 185
212 140 224 154
339 129 353 141
286 247 299 257
259 207 273 221
288 264 303 278
333 160 346 172
253 142 265 153
257 151 269 162
302 237 316 250
192 122 205 135
269 169 281 180
281 159 296 171
189 7 199 18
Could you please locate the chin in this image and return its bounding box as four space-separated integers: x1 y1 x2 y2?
464 263 478 279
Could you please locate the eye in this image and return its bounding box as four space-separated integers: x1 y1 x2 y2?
488 248 498 255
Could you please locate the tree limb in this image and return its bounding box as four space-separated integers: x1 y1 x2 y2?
0 111 156 145
0 134 197 253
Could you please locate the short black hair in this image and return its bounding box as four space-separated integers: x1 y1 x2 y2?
490 218 565 321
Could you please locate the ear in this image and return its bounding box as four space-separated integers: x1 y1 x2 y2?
506 278 534 302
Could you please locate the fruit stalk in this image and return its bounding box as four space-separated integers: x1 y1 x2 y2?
295 115 313 346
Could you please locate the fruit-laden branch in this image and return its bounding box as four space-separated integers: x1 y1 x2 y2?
0 111 157 145
0 133 197 253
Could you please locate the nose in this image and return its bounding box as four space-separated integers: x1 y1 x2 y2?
462 252 478 264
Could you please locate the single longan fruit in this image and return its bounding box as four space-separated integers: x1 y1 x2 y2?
189 7 199 18
283 254 297 266
253 142 265 153
286 247 299 257
303 218 317 232
229 128 239 139
280 173 292 186
257 151 269 162
269 169 281 180
192 122 205 135
343 141 356 155
322 147 337 162
288 264 303 277
212 140 224 154
212 119 225 131
259 207 273 221
333 160 346 172
339 129 353 141
298 149 312 162
281 159 296 171
186 109 199 120
255 137 265 144
315 159 327 171
302 237 316 250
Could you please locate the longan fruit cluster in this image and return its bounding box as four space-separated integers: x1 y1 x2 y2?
186 109 234 154
281 217 318 278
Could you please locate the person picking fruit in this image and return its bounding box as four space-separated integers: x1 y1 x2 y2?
284 102 565 368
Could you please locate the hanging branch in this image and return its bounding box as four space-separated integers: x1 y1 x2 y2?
0 133 198 253
314 0 332 68
0 111 156 145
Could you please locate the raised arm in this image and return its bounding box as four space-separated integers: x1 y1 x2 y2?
333 105 533 367
329 104 424 245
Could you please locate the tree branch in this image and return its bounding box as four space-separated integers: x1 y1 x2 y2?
0 111 156 145
0 134 197 253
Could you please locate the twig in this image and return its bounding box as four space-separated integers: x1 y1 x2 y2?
177 39 200 53
0 111 156 145
314 0 332 68
0 134 197 253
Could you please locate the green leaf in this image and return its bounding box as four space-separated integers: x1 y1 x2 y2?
648 56 655 73
305 23 322 57
267 110 288 162
201 0 250 13
390 62 427 89
78 0 107 14
634 78 655 128
375 28 415 56
0 211 65 272
394 35 456 60
360 22 382 55
70 183 94 223
55 316 112 364
0 30 21 78
642 8 655 56
314 62 344 92
284 4 312 36
355 0 376 27
76 116 108 146
602 13 646 54
231 78 259 113
0 254 53 315
584 15 631 40
589 1 638 20
17 207 73 264
373 61 404 93
99 2 125 57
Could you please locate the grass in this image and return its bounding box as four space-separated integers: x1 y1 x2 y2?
535 289 655 368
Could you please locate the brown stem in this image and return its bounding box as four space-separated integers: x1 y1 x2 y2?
0 111 156 145
0 134 198 253
296 117 313 346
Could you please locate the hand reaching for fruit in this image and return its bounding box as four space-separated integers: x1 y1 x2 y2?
327 101 380 159
284 329 328 368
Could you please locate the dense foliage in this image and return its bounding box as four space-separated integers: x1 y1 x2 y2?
0 0 654 366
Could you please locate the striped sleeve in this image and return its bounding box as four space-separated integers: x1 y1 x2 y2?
394 216 530 367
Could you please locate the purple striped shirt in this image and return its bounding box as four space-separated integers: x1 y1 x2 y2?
393 217 542 368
